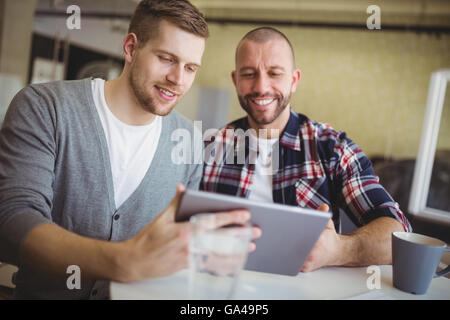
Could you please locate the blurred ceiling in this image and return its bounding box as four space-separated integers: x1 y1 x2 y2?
193 0 450 29
37 0 137 14
35 0 450 31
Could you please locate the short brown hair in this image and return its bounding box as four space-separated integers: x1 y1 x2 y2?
128 0 209 47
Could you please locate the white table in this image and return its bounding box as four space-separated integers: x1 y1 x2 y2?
110 265 450 300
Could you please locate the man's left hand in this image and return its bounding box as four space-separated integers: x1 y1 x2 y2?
301 204 344 273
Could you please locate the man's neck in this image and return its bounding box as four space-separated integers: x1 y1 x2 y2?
104 75 156 126
248 106 291 139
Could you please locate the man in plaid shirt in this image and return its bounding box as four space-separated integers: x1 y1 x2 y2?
201 27 412 273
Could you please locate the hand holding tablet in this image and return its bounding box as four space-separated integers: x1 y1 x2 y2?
176 189 331 276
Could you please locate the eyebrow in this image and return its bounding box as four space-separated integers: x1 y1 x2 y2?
239 65 286 73
155 49 202 68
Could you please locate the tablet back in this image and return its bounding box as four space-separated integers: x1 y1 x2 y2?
176 189 332 276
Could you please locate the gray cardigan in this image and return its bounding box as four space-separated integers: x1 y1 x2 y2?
0 79 203 299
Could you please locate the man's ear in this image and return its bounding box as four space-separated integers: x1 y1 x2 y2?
291 68 301 93
123 33 139 63
231 70 237 87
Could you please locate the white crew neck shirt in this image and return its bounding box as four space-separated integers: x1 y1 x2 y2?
91 78 162 209
247 131 278 203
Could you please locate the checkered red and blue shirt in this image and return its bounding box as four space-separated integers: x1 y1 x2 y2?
200 109 412 232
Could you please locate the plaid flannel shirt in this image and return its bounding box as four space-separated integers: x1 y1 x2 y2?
200 109 412 232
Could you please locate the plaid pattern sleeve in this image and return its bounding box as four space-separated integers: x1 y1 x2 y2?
332 133 412 231
200 110 412 232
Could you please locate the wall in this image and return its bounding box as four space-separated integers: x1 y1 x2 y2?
0 0 37 120
33 16 127 59
0 0 37 86
191 23 450 160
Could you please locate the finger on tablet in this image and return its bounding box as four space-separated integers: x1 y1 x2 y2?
252 226 262 240
210 209 250 228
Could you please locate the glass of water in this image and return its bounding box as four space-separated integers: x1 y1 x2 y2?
188 213 252 300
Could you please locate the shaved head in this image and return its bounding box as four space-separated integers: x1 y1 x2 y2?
232 26 301 130
235 27 296 69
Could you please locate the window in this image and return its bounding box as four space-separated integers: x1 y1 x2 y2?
409 69 450 225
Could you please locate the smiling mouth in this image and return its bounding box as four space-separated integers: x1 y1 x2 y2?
155 85 179 100
249 97 277 109
252 98 274 106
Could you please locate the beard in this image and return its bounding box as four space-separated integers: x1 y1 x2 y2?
128 62 178 117
238 91 291 126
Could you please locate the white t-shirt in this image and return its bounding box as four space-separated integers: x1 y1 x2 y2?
91 78 162 209
247 131 278 203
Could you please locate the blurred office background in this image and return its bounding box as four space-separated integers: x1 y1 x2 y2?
0 0 449 295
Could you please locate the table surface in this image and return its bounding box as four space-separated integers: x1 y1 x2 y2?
110 265 450 300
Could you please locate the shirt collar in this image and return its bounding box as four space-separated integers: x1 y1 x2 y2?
279 109 302 152
230 109 303 152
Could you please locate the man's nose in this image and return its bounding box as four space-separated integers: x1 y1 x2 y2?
252 73 270 95
166 64 184 86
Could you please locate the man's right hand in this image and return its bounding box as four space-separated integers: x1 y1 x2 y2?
116 184 260 283
20 184 261 285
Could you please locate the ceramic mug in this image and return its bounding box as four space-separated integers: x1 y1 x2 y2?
392 232 450 295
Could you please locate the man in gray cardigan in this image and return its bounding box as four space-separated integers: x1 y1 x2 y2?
0 0 253 299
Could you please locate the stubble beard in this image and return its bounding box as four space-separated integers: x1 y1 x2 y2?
128 64 177 117
238 91 291 126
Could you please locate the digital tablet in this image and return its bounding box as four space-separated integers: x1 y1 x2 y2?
175 189 332 276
